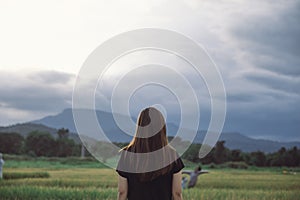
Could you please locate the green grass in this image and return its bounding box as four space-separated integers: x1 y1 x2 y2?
3 171 49 179
0 157 300 200
0 186 117 200
3 156 106 169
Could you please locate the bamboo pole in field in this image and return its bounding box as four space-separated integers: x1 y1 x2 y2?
81 144 85 158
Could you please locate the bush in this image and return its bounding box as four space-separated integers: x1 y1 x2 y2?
208 163 216 169
3 154 34 161
207 162 248 169
224 161 248 169
3 172 50 180
59 157 96 165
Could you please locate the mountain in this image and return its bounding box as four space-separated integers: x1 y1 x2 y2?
31 108 182 143
32 108 78 132
32 108 133 142
188 130 300 153
219 132 300 153
0 108 292 153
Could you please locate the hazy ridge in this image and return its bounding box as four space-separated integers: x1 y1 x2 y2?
0 108 299 153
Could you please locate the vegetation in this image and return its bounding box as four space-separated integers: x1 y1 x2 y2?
0 129 81 157
0 133 24 154
0 157 299 200
3 155 106 169
182 141 300 167
3 172 49 179
0 130 300 168
1 125 298 199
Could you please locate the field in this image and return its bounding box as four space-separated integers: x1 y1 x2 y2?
0 157 300 200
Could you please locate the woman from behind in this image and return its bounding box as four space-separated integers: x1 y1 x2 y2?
116 107 184 200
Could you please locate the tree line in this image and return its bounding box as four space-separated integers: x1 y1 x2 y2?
182 141 300 167
0 129 81 157
0 131 299 167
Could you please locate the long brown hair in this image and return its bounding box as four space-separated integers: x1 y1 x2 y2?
122 107 177 182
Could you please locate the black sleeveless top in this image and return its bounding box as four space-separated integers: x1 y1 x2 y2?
116 153 184 200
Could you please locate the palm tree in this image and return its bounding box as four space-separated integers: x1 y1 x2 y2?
57 128 69 139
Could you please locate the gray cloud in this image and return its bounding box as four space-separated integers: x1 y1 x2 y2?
214 1 300 139
227 93 258 103
0 70 75 113
28 70 75 84
231 0 300 77
245 72 300 95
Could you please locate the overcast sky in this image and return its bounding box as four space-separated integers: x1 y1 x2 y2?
0 0 299 141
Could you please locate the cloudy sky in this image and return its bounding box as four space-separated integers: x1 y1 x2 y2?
0 0 299 141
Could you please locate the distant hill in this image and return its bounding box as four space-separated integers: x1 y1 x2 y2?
0 123 57 137
0 122 81 143
219 132 300 153
188 130 300 153
0 108 293 153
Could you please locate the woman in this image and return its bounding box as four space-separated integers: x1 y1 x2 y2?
116 107 184 200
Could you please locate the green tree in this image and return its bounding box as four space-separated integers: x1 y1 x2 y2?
182 144 201 163
56 128 80 157
213 141 227 164
200 146 214 164
57 128 69 139
241 152 252 165
25 131 56 156
250 151 266 167
0 132 24 154
230 149 243 162
268 147 287 167
268 146 300 167
288 146 300 166
56 138 76 157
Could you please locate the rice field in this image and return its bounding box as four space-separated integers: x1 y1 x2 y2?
0 158 299 200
